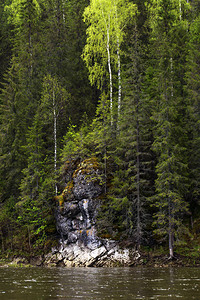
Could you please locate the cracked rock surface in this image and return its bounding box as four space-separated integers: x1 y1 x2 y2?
44 159 137 267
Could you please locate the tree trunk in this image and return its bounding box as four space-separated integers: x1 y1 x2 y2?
62 0 66 22
179 0 182 20
0 229 4 253
53 88 58 196
168 196 174 259
114 4 121 126
27 225 31 252
106 25 113 126
136 101 141 247
100 6 113 126
170 57 174 97
169 229 174 259
28 13 33 77
117 38 121 126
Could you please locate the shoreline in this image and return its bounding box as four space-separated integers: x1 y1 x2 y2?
1 252 200 268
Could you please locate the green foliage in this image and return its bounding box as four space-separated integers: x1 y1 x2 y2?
0 0 13 88
0 0 200 258
147 0 191 257
15 199 50 251
5 0 41 26
185 15 200 207
82 0 137 124
106 20 155 247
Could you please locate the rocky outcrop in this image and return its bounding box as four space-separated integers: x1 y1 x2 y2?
46 157 138 267
55 158 102 249
44 240 140 267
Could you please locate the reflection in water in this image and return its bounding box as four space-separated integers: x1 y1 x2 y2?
0 266 200 299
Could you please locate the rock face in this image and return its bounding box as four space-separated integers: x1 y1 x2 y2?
55 158 102 250
45 158 138 267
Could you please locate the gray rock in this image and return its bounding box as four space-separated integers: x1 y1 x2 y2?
90 246 107 259
67 232 78 244
50 158 135 267
73 171 102 200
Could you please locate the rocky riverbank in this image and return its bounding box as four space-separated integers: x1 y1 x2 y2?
42 239 141 267
1 250 200 268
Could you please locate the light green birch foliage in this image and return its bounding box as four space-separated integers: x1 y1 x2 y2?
82 0 136 88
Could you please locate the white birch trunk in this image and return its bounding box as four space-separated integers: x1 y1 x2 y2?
117 38 121 123
136 116 141 247
101 6 113 126
53 88 58 196
179 0 182 20
168 209 174 259
106 23 113 126
28 20 33 77
29 35 33 75
170 57 174 97
114 3 121 125
62 0 65 22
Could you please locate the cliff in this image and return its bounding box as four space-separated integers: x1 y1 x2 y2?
44 158 139 267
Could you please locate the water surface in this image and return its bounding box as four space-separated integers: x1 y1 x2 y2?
0 266 199 299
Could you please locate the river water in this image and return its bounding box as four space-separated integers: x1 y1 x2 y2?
0 266 200 299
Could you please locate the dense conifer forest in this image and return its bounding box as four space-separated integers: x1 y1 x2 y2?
0 0 200 260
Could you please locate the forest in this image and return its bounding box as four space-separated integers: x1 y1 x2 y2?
0 0 200 261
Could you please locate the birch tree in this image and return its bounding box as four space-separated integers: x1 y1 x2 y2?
39 75 69 195
82 0 136 126
20 74 69 202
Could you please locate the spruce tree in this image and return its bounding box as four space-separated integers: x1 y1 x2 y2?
148 0 190 258
185 14 200 210
0 0 12 89
0 0 43 204
108 19 155 247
